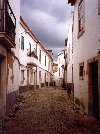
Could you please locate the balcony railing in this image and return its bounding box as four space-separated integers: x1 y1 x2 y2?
0 0 16 48
27 50 38 60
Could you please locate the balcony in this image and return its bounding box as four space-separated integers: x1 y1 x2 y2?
27 50 38 60
0 0 16 48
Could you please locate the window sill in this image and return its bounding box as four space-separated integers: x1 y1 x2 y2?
77 28 85 39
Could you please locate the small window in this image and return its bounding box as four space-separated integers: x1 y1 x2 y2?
29 43 31 52
21 36 24 50
79 62 84 80
45 56 46 66
36 44 37 55
39 71 41 81
21 70 24 82
39 50 41 62
78 0 85 37
59 67 60 77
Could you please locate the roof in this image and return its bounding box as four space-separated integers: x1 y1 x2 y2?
68 0 76 6
20 16 53 60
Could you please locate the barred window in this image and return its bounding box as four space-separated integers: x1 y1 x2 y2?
45 56 46 66
39 50 41 62
79 62 84 80
78 0 85 34
21 36 24 50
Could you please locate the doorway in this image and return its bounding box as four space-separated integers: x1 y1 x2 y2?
0 60 1 94
88 61 99 119
34 72 36 89
27 70 29 91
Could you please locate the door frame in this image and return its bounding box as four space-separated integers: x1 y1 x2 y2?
87 55 100 119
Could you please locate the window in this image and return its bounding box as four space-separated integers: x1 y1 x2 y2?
21 70 24 82
99 0 100 14
78 0 85 36
39 50 41 62
68 47 70 62
21 36 24 50
79 62 84 80
45 56 46 66
39 71 41 81
36 44 37 55
29 43 31 52
59 67 60 77
45 73 46 83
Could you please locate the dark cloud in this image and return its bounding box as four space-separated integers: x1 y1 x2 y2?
21 0 71 59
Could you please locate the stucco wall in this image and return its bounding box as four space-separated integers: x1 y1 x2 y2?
66 12 73 84
56 51 64 86
73 0 100 112
6 0 20 112
19 21 53 91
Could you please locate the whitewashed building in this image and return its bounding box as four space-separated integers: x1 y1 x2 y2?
68 0 100 119
53 61 58 86
19 17 53 93
0 0 20 116
64 12 74 95
56 50 65 87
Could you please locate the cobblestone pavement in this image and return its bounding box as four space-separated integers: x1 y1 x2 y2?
3 87 100 134
0 117 3 134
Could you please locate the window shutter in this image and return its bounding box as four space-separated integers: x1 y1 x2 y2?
99 0 100 14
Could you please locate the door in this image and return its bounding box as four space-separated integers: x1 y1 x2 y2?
0 60 1 93
45 73 46 85
34 72 36 89
88 61 99 119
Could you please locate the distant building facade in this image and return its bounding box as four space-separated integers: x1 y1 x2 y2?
64 12 74 97
57 50 65 87
53 61 58 86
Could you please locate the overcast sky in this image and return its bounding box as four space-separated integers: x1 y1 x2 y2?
21 0 72 60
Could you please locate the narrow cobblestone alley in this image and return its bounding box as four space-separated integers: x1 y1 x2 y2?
2 87 100 134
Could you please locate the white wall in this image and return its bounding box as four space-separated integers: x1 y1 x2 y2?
72 0 100 112
0 0 20 116
19 19 53 89
7 0 20 94
66 12 74 84
56 51 65 86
